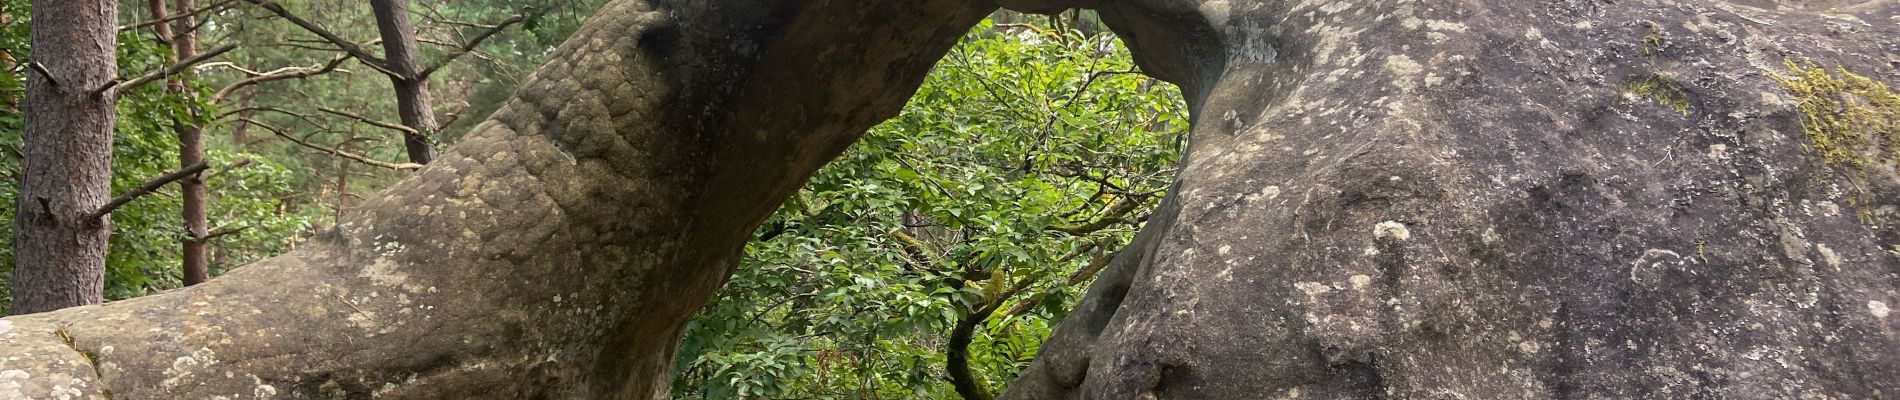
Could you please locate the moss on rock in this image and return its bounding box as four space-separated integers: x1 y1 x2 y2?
1775 59 1900 175
1622 73 1691 115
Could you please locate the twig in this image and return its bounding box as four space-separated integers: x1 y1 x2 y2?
317 107 417 135
109 44 237 94
204 158 252 181
418 14 525 78
88 161 210 221
243 118 421 171
28 62 56 86
1047 197 1142 235
334 294 372 320
202 225 250 240
210 55 350 104
121 0 235 32
217 105 327 129
241 0 393 76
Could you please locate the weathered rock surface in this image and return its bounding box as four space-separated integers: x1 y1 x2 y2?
0 0 1895 398
1007 0 1900 398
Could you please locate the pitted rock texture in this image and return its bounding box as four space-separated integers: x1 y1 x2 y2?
1006 0 1900 398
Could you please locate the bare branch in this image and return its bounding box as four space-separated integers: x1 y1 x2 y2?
202 225 250 240
110 44 237 94
210 55 351 104
216 106 328 130
243 118 422 171
317 107 418 135
1047 197 1141 235
204 158 252 181
88 161 211 221
240 0 394 76
122 0 234 32
28 62 56 86
418 14 525 78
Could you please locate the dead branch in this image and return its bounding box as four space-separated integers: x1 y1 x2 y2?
109 44 238 94
87 161 211 221
242 118 422 171
209 55 351 104
240 0 395 76
123 0 235 33
317 107 418 135
418 14 525 78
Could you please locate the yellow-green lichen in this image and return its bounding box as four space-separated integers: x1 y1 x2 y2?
1774 59 1900 174
1622 73 1691 115
1642 22 1665 55
1775 59 1900 225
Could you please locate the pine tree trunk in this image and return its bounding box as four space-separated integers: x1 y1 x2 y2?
174 0 209 286
10 0 118 314
371 0 437 165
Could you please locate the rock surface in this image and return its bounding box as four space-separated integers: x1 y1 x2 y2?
0 0 1895 398
1007 0 1900 398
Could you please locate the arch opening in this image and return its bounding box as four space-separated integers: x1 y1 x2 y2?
670 9 1193 399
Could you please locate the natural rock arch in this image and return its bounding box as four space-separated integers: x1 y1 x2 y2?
2 0 1896 399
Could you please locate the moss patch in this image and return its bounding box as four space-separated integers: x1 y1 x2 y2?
1775 59 1900 225
1642 22 1665 55
1621 73 1691 115
1774 59 1900 174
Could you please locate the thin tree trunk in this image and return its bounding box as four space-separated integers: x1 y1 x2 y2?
151 0 210 286
0 2 14 112
370 0 437 164
11 0 118 314
334 140 350 223
230 87 254 144
174 0 209 286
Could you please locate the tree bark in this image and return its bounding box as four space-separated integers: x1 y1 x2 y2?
150 0 212 287
10 0 118 314
370 0 438 165
175 0 211 287
1 0 1896 398
948 304 1000 400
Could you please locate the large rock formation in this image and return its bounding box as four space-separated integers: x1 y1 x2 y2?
2 0 1895 398
1006 0 1900 398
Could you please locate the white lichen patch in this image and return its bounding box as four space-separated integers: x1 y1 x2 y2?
1814 244 1841 270
359 258 411 288
0 370 31 398
1374 221 1410 241
1247 185 1283 203
1349 274 1373 290
1295 281 1333 296
1706 143 1728 160
1401 17 1468 32
162 347 220 389
1383 55 1424 92
1871 301 1891 319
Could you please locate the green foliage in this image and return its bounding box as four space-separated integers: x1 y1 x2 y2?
672 14 1185 399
